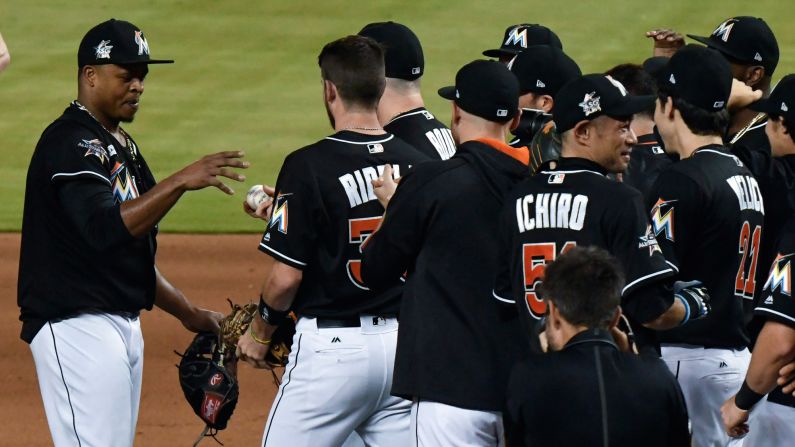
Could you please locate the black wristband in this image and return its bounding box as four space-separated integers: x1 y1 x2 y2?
734 381 765 411
259 295 289 326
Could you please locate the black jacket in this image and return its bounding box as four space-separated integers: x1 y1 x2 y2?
506 329 690 447
361 138 530 411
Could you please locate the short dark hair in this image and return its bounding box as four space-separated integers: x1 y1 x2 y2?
318 35 386 110
769 114 795 145
605 63 656 118
538 246 624 329
657 82 730 137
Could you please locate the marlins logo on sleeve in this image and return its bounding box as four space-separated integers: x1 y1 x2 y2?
650 199 676 242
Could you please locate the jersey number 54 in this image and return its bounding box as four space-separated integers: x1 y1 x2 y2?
523 241 576 319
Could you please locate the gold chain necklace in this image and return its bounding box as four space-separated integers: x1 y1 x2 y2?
73 100 137 161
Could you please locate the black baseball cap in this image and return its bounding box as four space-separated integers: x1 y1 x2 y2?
483 24 562 59
750 74 795 121
359 21 424 80
509 45 581 97
642 56 668 76
687 16 779 75
655 44 732 112
552 74 654 133
78 19 174 67
438 60 519 123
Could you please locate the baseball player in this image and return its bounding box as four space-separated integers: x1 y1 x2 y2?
493 73 711 357
235 35 429 446
507 44 581 151
720 75 795 447
360 60 533 446
483 23 562 64
506 247 690 447
18 19 246 447
605 63 675 202
650 45 766 447
358 22 455 160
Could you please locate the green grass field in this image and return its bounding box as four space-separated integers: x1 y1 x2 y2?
1 0 793 232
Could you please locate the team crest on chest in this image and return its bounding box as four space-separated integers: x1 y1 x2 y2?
269 194 290 234
79 139 110 165
110 161 140 203
650 198 676 241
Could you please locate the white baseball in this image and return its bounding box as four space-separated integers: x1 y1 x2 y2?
246 184 272 209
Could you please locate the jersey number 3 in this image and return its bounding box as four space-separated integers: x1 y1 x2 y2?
523 241 576 319
735 221 762 300
347 216 383 290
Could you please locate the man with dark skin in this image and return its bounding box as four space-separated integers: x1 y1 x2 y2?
19 19 247 446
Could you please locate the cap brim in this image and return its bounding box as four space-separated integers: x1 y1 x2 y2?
438 86 456 100
482 48 519 58
748 97 775 114
686 34 747 63
604 95 655 117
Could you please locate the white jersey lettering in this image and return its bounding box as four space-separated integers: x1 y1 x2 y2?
516 193 589 232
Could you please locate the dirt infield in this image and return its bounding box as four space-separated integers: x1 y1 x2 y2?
0 233 281 446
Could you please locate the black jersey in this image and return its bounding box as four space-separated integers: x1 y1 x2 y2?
493 157 675 352
754 220 795 408
361 139 530 411
732 143 795 308
258 131 429 319
650 145 765 349
383 107 456 160
623 133 676 203
18 102 157 343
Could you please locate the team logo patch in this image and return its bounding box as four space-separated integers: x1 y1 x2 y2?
134 30 150 56
536 79 546 88
94 40 113 59
368 143 384 154
209 373 223 386
579 91 601 116
79 139 109 164
268 194 290 234
651 145 664 155
712 18 738 42
548 173 565 184
201 392 224 424
504 26 528 48
764 295 774 305
650 198 677 241
110 161 140 203
763 253 792 296
638 224 663 256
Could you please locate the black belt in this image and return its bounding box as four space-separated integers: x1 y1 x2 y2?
315 315 397 328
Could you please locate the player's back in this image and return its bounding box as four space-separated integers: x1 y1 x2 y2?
651 147 765 348
383 107 456 160
499 157 673 323
259 131 429 319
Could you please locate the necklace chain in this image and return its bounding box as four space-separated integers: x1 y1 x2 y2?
73 100 137 160
729 112 766 145
342 125 383 132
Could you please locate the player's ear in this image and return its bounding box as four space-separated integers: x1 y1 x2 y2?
746 66 765 88
451 102 461 125
540 95 554 113
323 80 337 104
571 119 591 145
81 65 97 87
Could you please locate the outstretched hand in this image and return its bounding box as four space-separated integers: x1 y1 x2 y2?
645 29 685 58
177 150 249 195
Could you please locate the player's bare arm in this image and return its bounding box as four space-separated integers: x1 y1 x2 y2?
120 150 249 237
645 28 684 58
722 321 795 435
153 266 223 333
237 259 302 369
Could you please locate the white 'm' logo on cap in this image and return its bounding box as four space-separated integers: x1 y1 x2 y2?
669 74 676 84
782 102 789 112
134 31 150 56
95 40 113 59
713 19 737 43
536 79 546 88
504 26 528 48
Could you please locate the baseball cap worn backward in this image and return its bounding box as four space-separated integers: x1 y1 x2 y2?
438 60 519 123
655 44 732 113
750 74 795 121
78 18 174 67
483 23 563 58
552 74 654 133
509 45 581 97
687 16 779 75
358 21 424 80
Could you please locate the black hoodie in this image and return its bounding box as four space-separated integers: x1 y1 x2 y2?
361 138 531 411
